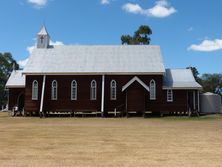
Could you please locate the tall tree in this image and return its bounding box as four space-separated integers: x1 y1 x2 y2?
0 52 19 107
121 25 152 45
186 66 201 83
201 73 222 96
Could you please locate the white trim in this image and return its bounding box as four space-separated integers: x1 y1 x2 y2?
51 80 58 100
167 89 173 102
40 75 46 112
90 80 97 100
23 72 165 76
150 79 156 100
32 80 38 100
163 86 202 90
197 91 200 112
101 75 105 113
6 85 26 88
110 80 117 100
71 80 77 100
193 91 196 110
122 76 149 92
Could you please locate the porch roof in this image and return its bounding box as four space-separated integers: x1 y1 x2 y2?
5 70 25 88
163 69 202 90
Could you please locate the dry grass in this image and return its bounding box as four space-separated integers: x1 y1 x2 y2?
0 112 222 167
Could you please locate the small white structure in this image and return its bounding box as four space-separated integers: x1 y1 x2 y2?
200 92 221 114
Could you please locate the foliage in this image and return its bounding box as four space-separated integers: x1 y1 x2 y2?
188 66 222 96
121 25 152 45
201 73 222 96
0 52 19 106
186 66 201 83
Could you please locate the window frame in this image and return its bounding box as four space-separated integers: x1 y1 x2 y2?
32 80 38 100
71 80 77 100
90 80 97 100
51 80 58 100
149 79 156 100
110 80 117 100
167 89 173 102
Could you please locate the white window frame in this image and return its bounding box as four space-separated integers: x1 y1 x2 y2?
71 80 77 100
51 80 58 100
110 80 117 100
32 80 38 100
90 80 97 100
167 89 173 102
150 79 156 100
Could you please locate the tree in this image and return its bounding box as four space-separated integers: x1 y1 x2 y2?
121 25 152 45
201 73 222 96
0 52 19 107
186 66 201 84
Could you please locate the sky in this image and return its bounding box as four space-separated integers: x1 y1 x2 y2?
0 0 222 74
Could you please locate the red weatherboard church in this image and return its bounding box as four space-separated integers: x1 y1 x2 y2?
6 26 202 117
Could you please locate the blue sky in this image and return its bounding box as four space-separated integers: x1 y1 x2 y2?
0 0 222 74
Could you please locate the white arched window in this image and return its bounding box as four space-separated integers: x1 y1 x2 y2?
167 89 173 102
32 80 38 100
110 80 117 100
150 79 156 100
51 80 58 100
71 80 77 100
90 80 97 100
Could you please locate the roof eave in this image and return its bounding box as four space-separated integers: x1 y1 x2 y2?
162 86 202 90
22 72 165 75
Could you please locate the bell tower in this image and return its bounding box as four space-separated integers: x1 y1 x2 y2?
37 25 50 48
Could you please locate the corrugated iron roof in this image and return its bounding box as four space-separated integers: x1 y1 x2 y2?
5 70 25 88
163 69 202 89
23 45 165 74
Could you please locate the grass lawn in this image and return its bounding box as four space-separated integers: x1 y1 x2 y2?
0 112 222 167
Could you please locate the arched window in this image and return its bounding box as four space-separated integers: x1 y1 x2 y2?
32 80 38 100
110 80 117 100
150 79 156 100
51 80 58 100
167 89 173 102
71 80 77 100
90 80 97 100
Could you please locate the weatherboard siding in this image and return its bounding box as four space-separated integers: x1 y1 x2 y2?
8 88 25 110
24 75 166 114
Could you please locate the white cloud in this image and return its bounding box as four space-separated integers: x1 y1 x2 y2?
18 58 29 68
19 40 64 68
188 39 222 52
122 0 176 18
27 0 48 7
101 0 109 5
50 40 64 46
122 3 143 14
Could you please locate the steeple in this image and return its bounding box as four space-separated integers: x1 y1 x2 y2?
37 25 50 48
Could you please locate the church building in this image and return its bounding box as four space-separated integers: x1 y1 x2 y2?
6 26 202 117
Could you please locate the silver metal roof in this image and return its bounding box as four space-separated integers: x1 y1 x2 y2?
163 69 202 90
5 70 25 88
23 45 165 74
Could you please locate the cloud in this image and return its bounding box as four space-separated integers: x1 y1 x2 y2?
18 58 29 68
19 40 64 68
122 0 176 18
101 0 109 5
188 39 222 52
50 40 64 46
27 0 48 7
